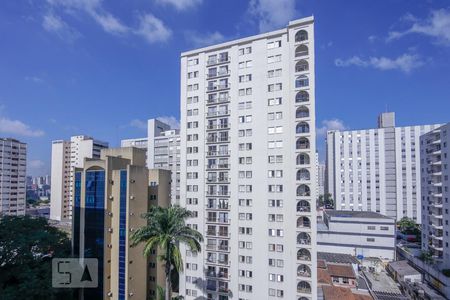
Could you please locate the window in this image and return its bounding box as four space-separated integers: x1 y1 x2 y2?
268 97 282 106
239 46 252 55
268 83 282 92
367 238 375 242
268 55 282 63
267 69 282 78
267 40 282 49
187 58 199 66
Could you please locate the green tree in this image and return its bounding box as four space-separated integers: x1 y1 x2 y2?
397 217 418 232
0 216 72 300
131 206 203 300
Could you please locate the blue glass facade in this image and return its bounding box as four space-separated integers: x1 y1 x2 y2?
118 170 127 300
73 171 82 257
84 170 105 299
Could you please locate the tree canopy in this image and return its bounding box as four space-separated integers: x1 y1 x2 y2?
0 216 72 300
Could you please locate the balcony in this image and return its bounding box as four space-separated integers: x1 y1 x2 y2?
206 164 230 170
207 124 229 130
206 150 230 157
206 177 230 184
206 217 230 224
207 70 230 79
207 56 230 66
206 244 230 252
206 84 230 93
207 96 230 105
206 203 230 210
206 110 230 118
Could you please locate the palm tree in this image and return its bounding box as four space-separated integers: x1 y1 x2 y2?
130 205 203 300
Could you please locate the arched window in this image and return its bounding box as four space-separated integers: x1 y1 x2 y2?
297 265 312 277
295 60 309 72
296 91 309 103
297 185 310 197
297 169 310 181
297 232 311 245
297 249 311 261
297 281 312 294
296 153 310 165
297 200 311 212
295 30 308 42
296 75 309 88
296 106 309 118
295 45 308 57
296 138 309 150
296 122 310 134
298 298 310 300
297 216 311 228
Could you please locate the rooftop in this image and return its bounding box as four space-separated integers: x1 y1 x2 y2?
325 210 394 220
322 285 373 300
181 16 314 56
318 252 360 265
363 270 402 294
328 264 356 279
388 260 421 277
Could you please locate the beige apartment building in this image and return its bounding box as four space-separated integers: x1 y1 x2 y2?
72 147 170 299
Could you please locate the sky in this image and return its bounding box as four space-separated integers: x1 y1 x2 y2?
0 0 450 176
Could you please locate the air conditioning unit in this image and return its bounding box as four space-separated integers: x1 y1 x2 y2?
107 228 113 233
107 244 112 248
130 195 135 200
107 212 113 217
130 179 135 183
129 212 135 216
129 228 135 232
107 292 113 297
108 195 114 200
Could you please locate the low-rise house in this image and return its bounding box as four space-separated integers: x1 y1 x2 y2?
388 260 421 283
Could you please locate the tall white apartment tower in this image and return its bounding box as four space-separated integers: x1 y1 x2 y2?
326 112 441 222
421 123 450 267
0 138 27 216
50 135 108 221
180 17 317 300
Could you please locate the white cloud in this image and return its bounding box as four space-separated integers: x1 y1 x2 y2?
248 0 297 32
46 0 129 35
25 76 44 83
368 35 377 43
42 12 82 42
387 8 450 45
317 119 347 136
0 117 45 137
157 116 180 129
185 30 226 47
155 0 203 11
29 160 45 169
129 119 147 130
135 14 172 44
335 54 424 73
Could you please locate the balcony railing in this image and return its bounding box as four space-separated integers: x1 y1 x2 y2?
206 203 230 210
206 217 230 224
207 56 230 66
207 97 230 105
206 164 230 170
207 124 229 130
206 110 230 118
206 84 230 92
206 177 230 183
207 70 230 79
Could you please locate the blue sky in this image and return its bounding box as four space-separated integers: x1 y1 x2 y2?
0 0 449 176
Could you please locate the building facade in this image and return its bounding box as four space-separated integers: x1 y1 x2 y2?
317 210 396 261
0 138 27 216
72 147 171 299
326 112 441 222
121 118 181 205
50 135 108 221
421 123 450 267
180 17 317 300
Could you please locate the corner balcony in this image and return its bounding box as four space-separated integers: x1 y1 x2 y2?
206 150 230 157
206 110 230 118
206 217 230 224
206 244 230 252
206 137 230 144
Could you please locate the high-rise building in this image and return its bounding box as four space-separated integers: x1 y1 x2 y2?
121 118 181 204
72 147 171 299
420 123 450 267
50 135 108 221
326 112 441 222
0 138 27 216
180 17 317 300
317 161 325 197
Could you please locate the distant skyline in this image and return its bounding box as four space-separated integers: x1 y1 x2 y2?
1 0 449 176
